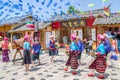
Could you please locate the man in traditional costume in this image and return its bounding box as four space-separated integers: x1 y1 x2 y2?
31 36 41 66
76 36 84 64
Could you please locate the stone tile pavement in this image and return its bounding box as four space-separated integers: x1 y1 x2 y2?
0 49 120 80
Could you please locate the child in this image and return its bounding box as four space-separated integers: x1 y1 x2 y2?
63 34 79 75
23 35 31 72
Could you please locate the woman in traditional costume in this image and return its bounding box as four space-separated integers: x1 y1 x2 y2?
63 34 79 75
2 37 10 62
88 34 107 79
23 35 31 72
49 35 56 62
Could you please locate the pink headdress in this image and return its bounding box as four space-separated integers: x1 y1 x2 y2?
70 33 76 41
24 35 29 40
4 37 8 41
97 34 104 40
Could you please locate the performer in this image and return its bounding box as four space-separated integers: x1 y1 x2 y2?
76 36 84 64
63 34 79 75
88 34 107 79
2 37 10 62
31 36 41 66
103 33 111 59
23 35 31 72
116 31 120 53
49 35 56 62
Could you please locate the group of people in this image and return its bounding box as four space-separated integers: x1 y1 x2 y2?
0 35 42 72
63 33 118 79
0 31 119 79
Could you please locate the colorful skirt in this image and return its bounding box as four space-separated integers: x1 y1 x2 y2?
66 51 78 69
49 49 56 56
2 49 9 62
89 54 106 73
23 50 31 64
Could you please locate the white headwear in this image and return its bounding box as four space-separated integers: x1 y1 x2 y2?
49 35 54 38
76 36 80 39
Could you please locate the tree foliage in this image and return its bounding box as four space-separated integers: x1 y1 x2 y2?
67 6 80 14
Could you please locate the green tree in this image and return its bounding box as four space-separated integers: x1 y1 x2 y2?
67 6 80 14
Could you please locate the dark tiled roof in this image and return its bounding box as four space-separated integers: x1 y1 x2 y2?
0 15 32 25
8 22 51 32
50 8 106 21
93 14 120 25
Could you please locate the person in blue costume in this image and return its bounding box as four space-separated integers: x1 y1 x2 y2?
88 34 107 79
103 33 111 59
31 36 41 66
63 34 79 75
76 36 84 64
48 35 56 62
23 35 31 72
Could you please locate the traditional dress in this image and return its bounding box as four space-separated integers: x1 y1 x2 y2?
23 41 31 64
66 41 79 69
32 42 41 61
2 41 9 62
104 38 111 57
89 43 107 73
49 40 56 56
77 40 84 60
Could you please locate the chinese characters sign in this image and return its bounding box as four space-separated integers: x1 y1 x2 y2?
61 20 86 27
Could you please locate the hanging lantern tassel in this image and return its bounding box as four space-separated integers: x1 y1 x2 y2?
89 10 93 18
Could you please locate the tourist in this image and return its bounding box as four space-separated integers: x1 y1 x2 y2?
63 33 79 75
23 35 31 72
49 35 56 62
88 38 93 53
31 36 41 66
1 37 10 62
88 34 107 79
54 37 59 55
110 37 118 60
83 38 89 56
76 36 84 64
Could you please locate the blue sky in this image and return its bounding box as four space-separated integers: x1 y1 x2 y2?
0 0 120 22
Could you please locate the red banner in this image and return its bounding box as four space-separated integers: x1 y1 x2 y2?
86 17 95 27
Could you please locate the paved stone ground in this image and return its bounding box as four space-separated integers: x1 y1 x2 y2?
0 49 120 80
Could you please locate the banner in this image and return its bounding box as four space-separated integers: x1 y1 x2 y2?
78 30 83 40
46 32 51 48
92 29 96 41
